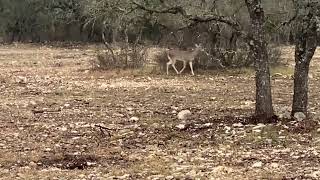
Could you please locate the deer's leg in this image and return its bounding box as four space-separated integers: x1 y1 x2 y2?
179 61 187 74
171 61 179 74
167 58 179 75
166 61 170 75
189 61 195 75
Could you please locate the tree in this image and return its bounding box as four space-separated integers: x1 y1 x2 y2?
244 0 273 119
132 0 274 120
291 1 320 116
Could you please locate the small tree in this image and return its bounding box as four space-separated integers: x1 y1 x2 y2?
291 1 320 116
245 0 273 119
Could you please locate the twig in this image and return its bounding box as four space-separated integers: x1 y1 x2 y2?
94 124 112 137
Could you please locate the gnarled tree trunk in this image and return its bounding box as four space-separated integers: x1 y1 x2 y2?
292 19 318 115
245 0 274 119
291 0 319 116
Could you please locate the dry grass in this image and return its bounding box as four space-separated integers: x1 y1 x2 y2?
0 43 320 179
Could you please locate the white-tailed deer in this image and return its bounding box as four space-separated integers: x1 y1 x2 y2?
166 44 204 75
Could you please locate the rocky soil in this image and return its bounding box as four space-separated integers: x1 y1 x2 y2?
0 44 320 179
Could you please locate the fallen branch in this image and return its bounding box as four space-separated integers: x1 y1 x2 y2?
94 124 112 137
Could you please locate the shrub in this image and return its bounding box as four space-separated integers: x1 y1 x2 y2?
91 45 147 70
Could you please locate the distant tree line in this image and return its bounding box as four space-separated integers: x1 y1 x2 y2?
0 0 300 45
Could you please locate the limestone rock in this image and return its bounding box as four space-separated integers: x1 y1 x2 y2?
177 110 192 120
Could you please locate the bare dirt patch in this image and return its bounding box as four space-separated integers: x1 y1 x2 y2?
0 43 320 179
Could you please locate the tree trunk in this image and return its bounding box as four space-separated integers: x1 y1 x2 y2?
292 31 317 115
292 61 310 115
245 0 274 119
291 1 319 116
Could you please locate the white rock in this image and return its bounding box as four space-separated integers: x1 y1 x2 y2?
44 148 52 152
253 123 266 129
279 111 291 119
29 100 37 106
212 166 233 173
129 116 139 121
126 107 134 111
29 161 37 168
113 113 125 117
252 161 263 168
177 110 192 120
176 124 186 130
171 106 179 110
294 112 306 121
309 171 320 178
270 162 279 168
233 123 244 127
253 129 262 133
165 176 174 180
60 127 68 131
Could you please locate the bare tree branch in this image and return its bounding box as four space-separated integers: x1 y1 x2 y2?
131 0 243 35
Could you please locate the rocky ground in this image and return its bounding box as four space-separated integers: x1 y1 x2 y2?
0 43 320 179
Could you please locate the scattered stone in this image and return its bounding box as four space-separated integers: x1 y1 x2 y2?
29 161 37 168
177 110 192 120
16 76 27 84
270 162 279 168
176 123 186 130
252 161 263 168
29 100 37 106
233 123 244 127
308 171 320 178
212 166 233 174
293 112 306 121
266 139 273 144
165 176 174 180
209 97 216 101
317 128 320 133
129 116 139 122
128 111 135 115
126 107 134 111
253 123 266 129
44 148 52 152
279 111 291 119
113 113 125 118
252 129 262 133
171 106 179 110
60 127 68 131
78 174 86 178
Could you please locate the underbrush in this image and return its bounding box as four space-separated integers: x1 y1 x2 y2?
91 45 147 70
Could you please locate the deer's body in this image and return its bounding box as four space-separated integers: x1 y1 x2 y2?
166 45 203 75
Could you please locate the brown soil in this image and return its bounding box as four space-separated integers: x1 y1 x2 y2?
0 43 320 179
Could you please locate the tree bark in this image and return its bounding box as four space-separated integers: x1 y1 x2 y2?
291 1 319 116
292 61 310 115
292 30 317 115
245 0 274 119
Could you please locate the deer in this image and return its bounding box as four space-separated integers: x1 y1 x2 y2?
166 44 204 76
